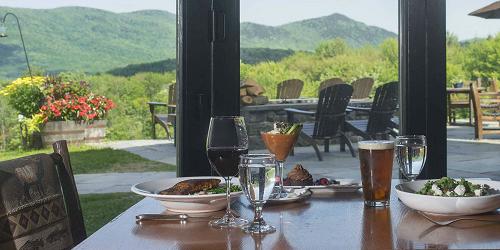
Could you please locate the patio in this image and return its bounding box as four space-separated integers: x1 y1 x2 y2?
75 125 500 195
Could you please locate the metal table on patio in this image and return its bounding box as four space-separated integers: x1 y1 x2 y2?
74 180 500 249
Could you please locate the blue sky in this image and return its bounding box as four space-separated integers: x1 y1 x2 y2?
1 0 499 40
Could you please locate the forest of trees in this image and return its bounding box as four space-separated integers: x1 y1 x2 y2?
1 34 499 150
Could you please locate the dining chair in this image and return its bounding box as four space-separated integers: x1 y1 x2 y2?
285 84 355 161
276 79 304 100
148 82 177 141
343 81 399 141
470 83 500 139
0 140 86 249
318 78 344 92
351 77 374 99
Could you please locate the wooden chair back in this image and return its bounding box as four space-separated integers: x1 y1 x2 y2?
167 83 177 106
366 82 399 135
276 79 304 99
470 83 500 139
351 78 374 99
318 78 344 92
0 141 86 249
489 78 499 93
313 84 353 138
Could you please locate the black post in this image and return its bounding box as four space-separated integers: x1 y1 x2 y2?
399 0 447 179
176 0 240 176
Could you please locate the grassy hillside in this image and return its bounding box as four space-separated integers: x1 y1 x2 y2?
0 7 176 79
0 7 395 79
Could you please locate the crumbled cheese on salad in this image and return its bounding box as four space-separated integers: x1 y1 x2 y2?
417 177 491 197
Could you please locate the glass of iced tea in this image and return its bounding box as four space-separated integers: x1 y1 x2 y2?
358 140 395 207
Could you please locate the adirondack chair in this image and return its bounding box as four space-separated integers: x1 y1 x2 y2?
470 83 500 139
343 81 399 140
0 140 86 249
318 78 344 92
351 77 374 99
285 84 355 161
148 83 177 141
276 79 304 100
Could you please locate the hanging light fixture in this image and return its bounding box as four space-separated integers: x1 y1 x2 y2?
1 12 33 79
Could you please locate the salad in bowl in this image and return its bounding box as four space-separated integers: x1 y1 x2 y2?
396 177 500 215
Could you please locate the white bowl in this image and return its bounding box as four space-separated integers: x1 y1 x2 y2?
395 179 500 215
131 176 243 213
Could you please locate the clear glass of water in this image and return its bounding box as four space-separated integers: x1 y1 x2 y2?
239 154 277 234
395 135 427 181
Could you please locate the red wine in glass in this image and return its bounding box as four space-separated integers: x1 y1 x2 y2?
207 147 248 177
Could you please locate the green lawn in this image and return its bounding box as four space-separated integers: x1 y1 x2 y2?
0 145 176 174
80 192 143 235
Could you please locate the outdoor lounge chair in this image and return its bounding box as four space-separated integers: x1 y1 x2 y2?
0 140 86 249
276 79 304 99
351 77 374 99
318 78 344 92
470 83 500 139
285 84 355 161
343 81 399 141
148 83 177 141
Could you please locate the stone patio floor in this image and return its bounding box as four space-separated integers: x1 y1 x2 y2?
77 125 500 194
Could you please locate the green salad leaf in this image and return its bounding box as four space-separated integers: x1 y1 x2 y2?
417 177 490 197
206 184 242 194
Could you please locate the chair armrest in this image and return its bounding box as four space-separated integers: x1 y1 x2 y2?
346 106 372 112
148 102 168 107
284 108 315 123
284 108 315 116
480 92 500 97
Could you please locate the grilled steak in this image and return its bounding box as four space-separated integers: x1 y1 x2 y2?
159 179 221 195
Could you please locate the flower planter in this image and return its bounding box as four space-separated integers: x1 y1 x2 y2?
41 120 107 146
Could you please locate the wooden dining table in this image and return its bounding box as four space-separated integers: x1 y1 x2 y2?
75 180 500 249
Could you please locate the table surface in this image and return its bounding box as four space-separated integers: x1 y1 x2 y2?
75 180 500 250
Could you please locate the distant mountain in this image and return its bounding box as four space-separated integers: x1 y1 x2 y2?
0 6 396 79
241 13 396 50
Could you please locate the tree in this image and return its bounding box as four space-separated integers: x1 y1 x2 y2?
464 33 500 79
315 38 349 58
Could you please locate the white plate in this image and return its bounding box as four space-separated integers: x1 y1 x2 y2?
131 176 243 213
267 189 312 205
395 179 500 216
285 179 362 193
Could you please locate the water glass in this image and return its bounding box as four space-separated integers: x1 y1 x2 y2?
395 135 427 181
239 154 277 234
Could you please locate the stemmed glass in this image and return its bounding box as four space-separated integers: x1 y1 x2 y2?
261 132 300 199
206 116 249 228
395 135 427 181
239 154 277 234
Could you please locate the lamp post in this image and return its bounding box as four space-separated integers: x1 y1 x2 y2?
0 12 33 80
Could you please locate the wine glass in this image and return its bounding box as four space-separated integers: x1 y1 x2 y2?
395 135 427 181
206 116 249 228
239 154 277 234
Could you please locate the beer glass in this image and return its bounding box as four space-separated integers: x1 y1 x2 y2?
358 140 395 207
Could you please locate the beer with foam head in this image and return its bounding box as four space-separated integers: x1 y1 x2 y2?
358 140 394 207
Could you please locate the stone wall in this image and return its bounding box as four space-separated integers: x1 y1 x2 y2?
241 100 372 150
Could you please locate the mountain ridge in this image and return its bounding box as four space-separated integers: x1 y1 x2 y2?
0 6 396 79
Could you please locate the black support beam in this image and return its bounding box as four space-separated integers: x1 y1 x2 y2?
399 0 447 178
176 0 240 176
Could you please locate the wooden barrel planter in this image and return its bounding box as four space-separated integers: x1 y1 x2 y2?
41 120 107 146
